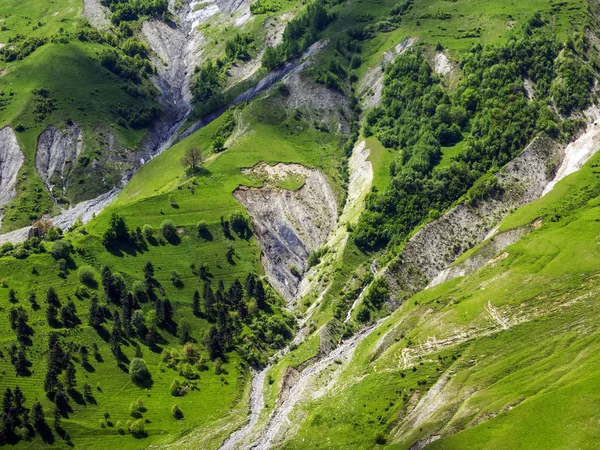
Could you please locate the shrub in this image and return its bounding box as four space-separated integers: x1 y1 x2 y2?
170 270 181 286
129 398 146 418
50 240 72 260
196 220 208 237
128 419 145 437
142 224 153 239
172 404 183 420
290 265 302 278
78 266 97 287
230 212 251 237
129 358 150 385
170 379 182 396
46 226 63 241
161 220 177 240
357 306 371 323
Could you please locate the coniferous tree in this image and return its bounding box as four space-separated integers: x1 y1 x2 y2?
64 364 76 390
206 326 222 360
88 295 103 327
245 273 257 298
192 290 200 316
46 287 60 307
46 304 58 326
12 386 24 416
229 279 244 308
31 401 45 431
44 367 59 394
79 345 89 367
163 299 173 324
154 299 164 324
203 283 215 319
256 281 266 310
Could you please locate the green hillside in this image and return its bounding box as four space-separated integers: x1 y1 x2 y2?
0 0 599 448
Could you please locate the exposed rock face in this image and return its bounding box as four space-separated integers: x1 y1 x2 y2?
82 0 110 29
434 52 452 76
384 135 565 306
234 164 338 301
282 71 354 134
0 126 24 211
36 124 83 198
358 37 418 110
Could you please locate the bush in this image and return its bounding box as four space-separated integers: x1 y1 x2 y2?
196 221 208 237
170 270 181 286
128 419 145 437
172 404 184 420
290 265 302 278
50 240 72 260
129 398 146 418
170 379 182 396
357 306 371 323
129 358 151 385
78 266 97 287
161 220 177 240
142 224 153 239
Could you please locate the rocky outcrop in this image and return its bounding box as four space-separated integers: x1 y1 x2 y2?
36 124 83 198
234 164 338 301
358 37 417 110
384 135 565 306
434 52 452 76
0 126 24 213
82 0 110 29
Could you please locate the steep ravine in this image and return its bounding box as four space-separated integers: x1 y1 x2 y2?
218 141 374 450
221 112 600 449
234 163 338 301
36 123 83 201
0 126 24 226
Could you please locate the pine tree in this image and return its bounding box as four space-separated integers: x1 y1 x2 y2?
245 273 257 298
79 345 89 367
228 279 244 308
31 402 44 430
206 326 222 360
12 386 25 415
64 364 76 390
46 304 58 326
154 299 164 324
256 281 266 310
122 294 133 336
88 295 103 327
143 261 154 279
163 299 173 324
203 283 215 319
46 287 60 307
44 367 58 393
192 290 200 316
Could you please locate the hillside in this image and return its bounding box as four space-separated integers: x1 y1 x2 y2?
0 0 599 449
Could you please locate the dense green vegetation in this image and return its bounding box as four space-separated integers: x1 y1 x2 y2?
355 16 595 251
101 0 169 24
0 0 164 231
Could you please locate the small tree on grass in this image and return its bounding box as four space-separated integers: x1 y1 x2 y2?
161 220 177 241
212 135 226 153
78 266 97 287
129 358 151 386
172 404 183 420
182 147 204 174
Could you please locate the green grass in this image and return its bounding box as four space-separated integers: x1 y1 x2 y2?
273 144 600 449
0 0 160 231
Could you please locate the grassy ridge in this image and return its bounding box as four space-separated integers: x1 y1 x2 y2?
278 144 600 448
